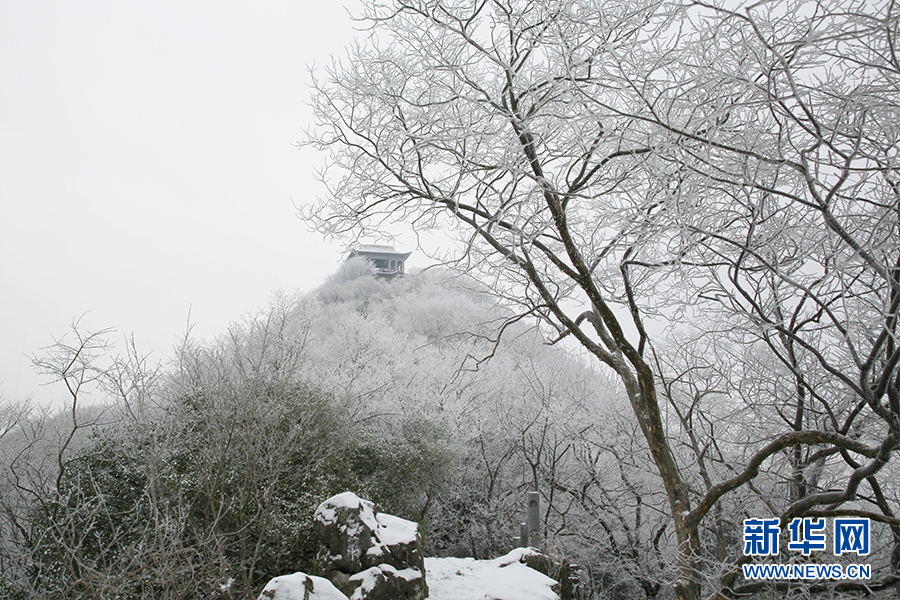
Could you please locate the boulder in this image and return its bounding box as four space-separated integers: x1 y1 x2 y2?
498 547 581 600
347 564 428 600
257 572 349 600
313 492 427 600
314 492 378 574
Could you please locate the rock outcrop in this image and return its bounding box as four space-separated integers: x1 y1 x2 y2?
257 572 349 600
313 492 427 600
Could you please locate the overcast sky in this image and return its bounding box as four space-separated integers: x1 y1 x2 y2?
0 0 421 407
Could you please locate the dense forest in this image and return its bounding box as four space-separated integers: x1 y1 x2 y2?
0 262 654 599
1 263 898 600
0 259 898 599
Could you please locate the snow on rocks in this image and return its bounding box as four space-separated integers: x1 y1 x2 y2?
258 493 561 600
257 572 349 600
258 553 561 600
372 512 419 548
313 492 427 600
314 492 379 574
348 564 427 600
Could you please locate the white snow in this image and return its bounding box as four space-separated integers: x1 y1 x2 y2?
424 550 560 600
395 567 423 581
349 563 423 584
374 512 419 546
348 567 381 600
257 572 349 600
344 564 426 600
316 506 337 524
316 492 419 560
488 547 545 567
314 492 379 533
258 551 559 600
292 494 559 600
322 492 367 511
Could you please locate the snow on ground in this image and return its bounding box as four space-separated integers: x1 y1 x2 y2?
425 549 559 600
257 548 560 600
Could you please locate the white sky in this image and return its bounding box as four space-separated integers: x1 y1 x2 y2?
0 0 424 407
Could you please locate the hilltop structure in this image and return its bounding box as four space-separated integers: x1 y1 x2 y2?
347 244 410 278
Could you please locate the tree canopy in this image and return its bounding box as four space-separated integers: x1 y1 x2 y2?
306 1 900 598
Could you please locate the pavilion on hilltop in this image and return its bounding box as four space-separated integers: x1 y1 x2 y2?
347 244 411 278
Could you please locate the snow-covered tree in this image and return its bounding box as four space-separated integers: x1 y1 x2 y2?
305 0 900 597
